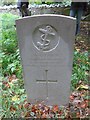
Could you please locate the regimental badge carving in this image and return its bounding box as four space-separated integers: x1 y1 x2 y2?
33 25 59 52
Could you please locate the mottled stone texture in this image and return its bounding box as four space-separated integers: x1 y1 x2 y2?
16 14 76 105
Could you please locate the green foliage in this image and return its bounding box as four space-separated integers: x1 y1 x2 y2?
1 0 71 6
1 13 89 87
1 13 89 119
71 50 89 90
31 0 71 5
1 77 27 118
1 0 16 6
1 13 22 78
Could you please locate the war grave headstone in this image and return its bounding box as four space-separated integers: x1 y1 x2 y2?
16 14 76 105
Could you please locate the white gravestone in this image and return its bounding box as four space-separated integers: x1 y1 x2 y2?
16 14 76 105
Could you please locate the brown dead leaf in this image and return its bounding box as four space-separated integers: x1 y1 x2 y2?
52 105 59 113
10 106 16 112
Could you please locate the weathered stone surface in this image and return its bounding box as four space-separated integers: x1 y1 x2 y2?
16 14 76 105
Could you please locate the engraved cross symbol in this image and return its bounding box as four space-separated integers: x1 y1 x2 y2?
36 70 57 98
37 26 55 50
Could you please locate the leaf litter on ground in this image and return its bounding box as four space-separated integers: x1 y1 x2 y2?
1 74 90 119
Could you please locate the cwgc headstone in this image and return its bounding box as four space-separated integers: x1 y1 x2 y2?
16 14 76 105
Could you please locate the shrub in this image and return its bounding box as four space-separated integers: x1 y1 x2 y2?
1 13 89 86
1 0 16 6
1 13 22 78
71 50 89 90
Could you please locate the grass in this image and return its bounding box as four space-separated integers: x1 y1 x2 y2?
1 13 90 118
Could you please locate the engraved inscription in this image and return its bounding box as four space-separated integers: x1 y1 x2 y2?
33 25 60 52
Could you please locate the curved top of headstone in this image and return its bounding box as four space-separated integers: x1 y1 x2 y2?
16 14 76 21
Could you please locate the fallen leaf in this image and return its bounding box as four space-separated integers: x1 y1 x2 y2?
76 85 89 90
52 105 59 113
10 106 16 112
76 112 80 118
70 95 75 101
41 113 47 118
12 95 20 101
81 101 87 108
24 103 30 108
